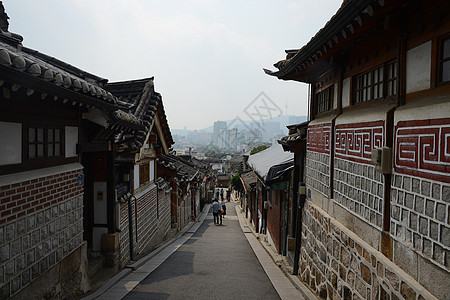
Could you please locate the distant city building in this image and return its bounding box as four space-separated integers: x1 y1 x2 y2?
213 121 227 146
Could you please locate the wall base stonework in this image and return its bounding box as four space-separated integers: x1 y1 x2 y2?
299 201 438 300
10 241 89 299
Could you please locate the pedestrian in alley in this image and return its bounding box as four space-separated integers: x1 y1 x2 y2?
220 188 224 200
211 198 222 225
226 189 230 201
221 199 226 218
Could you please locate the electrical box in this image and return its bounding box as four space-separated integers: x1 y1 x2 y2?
371 147 392 174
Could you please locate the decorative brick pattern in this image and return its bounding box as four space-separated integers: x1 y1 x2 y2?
306 151 330 197
391 172 450 268
394 118 450 183
0 169 84 298
334 158 384 228
335 121 384 164
299 201 434 300
307 123 331 154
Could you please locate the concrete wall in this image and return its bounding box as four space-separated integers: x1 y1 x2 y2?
0 163 87 298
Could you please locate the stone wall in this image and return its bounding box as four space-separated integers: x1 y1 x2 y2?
0 164 85 298
306 120 332 199
334 158 384 229
299 201 437 300
391 173 449 269
306 151 331 198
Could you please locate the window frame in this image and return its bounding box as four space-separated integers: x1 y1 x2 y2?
316 85 334 114
27 126 63 160
352 60 397 105
438 35 450 86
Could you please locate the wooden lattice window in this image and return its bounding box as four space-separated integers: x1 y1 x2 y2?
28 127 62 159
353 60 397 104
317 85 334 114
439 35 450 84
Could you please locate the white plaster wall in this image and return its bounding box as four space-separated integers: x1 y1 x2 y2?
394 96 450 123
134 164 140 190
333 82 338 109
65 126 78 158
150 160 155 182
0 122 21 166
406 41 431 94
335 103 396 125
342 77 351 108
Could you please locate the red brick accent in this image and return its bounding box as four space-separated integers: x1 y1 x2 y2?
0 168 84 223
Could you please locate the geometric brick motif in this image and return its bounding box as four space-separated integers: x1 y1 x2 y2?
307 123 331 154
395 118 450 183
335 121 384 164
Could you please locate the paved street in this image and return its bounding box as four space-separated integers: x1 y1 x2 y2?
123 201 280 299
92 196 307 300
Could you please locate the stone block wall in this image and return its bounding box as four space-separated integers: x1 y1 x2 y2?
333 120 385 230
306 151 331 197
0 164 85 298
306 122 332 198
136 185 157 254
299 201 437 300
391 173 449 269
334 158 384 229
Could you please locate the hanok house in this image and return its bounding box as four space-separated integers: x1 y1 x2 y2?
0 5 136 298
98 78 175 268
157 154 205 232
265 0 449 299
246 144 294 254
0 3 175 297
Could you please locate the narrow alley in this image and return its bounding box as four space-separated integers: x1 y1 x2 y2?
88 194 308 300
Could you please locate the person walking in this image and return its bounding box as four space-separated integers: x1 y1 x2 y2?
220 188 224 200
221 199 227 218
211 198 222 225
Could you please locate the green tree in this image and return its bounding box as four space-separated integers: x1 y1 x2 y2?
250 144 269 155
231 173 243 192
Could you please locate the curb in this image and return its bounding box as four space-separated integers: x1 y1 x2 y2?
234 204 317 300
81 205 210 300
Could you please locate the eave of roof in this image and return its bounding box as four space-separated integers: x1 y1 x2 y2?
264 0 378 80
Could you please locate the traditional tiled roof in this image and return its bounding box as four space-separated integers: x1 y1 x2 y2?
264 0 383 80
156 177 171 192
240 171 257 192
0 2 145 142
157 154 202 183
278 121 309 150
103 78 174 152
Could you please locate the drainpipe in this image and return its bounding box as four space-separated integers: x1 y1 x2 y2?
293 182 306 275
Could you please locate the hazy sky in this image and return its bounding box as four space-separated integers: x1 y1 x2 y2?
3 0 341 130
